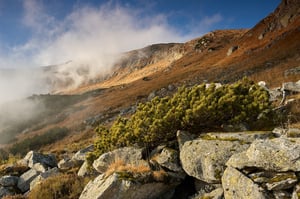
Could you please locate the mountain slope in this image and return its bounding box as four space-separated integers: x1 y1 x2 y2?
1 0 300 154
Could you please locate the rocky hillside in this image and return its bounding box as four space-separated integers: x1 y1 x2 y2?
0 0 300 198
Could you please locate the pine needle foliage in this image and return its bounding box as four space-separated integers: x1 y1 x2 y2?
88 78 277 162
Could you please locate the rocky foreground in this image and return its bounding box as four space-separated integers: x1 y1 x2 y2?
1 127 300 199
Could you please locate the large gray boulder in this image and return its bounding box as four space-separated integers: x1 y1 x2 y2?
227 137 300 172
179 132 273 183
93 147 146 173
0 176 19 187
22 151 57 172
17 169 40 193
79 172 177 199
222 166 270 199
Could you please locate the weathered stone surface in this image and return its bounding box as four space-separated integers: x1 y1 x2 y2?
265 172 298 190
227 137 300 172
72 145 94 162
200 187 224 199
58 157 76 170
179 132 272 183
0 175 19 187
0 186 14 198
249 171 298 191
292 183 300 199
222 166 269 199
17 169 40 193
282 81 300 93
155 148 183 173
93 147 146 173
30 167 60 190
78 161 98 177
23 151 57 172
79 173 177 199
273 190 292 199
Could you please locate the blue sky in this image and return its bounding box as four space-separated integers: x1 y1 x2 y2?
0 0 280 68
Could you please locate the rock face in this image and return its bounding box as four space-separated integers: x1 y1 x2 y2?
227 137 300 171
93 147 146 173
22 151 57 172
222 166 270 199
17 169 40 193
79 173 177 199
179 131 273 183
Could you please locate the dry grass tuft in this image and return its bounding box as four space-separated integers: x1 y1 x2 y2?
105 159 151 177
152 170 168 181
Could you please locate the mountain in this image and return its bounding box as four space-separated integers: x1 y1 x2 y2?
1 0 299 153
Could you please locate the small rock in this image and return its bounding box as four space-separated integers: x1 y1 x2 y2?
227 46 238 56
155 148 183 173
23 151 57 172
72 145 94 162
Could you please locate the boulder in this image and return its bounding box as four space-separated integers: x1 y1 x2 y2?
17 169 40 193
155 148 183 173
58 157 77 170
222 166 270 199
30 167 60 189
0 187 15 198
79 172 177 199
78 161 98 177
72 145 94 162
93 147 146 173
227 137 300 172
23 151 57 172
0 175 19 187
179 132 272 183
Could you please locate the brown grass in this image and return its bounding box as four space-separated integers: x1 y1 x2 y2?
105 159 151 177
152 170 168 181
4 7 300 155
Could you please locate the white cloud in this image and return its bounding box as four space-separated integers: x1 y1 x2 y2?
0 0 224 102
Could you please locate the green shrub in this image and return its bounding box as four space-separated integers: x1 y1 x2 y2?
9 127 69 155
28 174 89 199
90 78 277 162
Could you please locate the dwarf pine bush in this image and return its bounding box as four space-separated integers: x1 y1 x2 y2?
87 78 277 163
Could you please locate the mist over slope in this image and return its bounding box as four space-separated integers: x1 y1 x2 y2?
0 0 299 151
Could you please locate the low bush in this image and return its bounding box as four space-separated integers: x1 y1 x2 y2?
88 78 278 163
